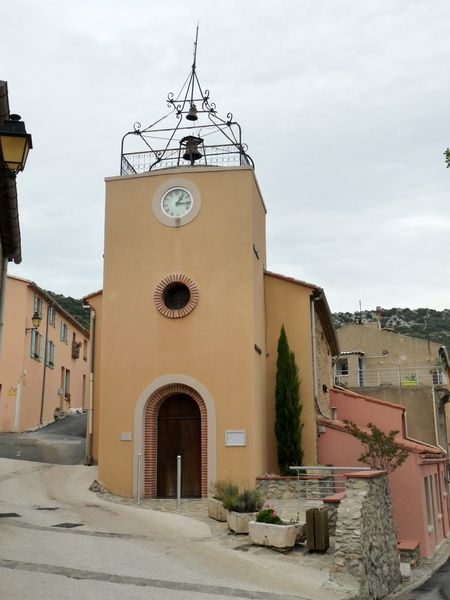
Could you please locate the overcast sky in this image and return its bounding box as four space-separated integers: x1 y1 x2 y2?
2 1 449 313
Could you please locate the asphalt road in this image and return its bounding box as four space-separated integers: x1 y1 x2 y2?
0 413 86 464
0 459 346 600
407 557 450 600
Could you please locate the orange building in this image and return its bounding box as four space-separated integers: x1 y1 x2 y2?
84 58 339 498
0 275 89 432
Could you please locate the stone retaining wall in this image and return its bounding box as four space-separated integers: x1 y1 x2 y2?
332 471 401 599
256 475 336 499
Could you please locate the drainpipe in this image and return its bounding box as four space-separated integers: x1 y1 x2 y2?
84 306 95 466
310 291 327 418
0 258 8 354
431 386 447 454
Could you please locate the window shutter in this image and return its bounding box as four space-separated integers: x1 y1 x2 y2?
30 330 36 358
53 343 56 367
33 294 38 314
39 335 43 360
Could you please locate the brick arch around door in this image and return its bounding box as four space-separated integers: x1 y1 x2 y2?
144 383 208 498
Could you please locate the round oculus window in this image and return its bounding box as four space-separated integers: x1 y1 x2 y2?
154 274 199 319
161 187 193 219
163 283 190 310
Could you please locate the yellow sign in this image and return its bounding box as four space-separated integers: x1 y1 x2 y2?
8 386 17 396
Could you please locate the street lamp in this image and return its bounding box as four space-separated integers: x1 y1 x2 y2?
0 114 33 175
25 311 42 333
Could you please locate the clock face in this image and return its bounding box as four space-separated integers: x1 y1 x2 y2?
161 187 193 218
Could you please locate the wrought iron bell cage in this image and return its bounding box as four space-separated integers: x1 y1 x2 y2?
120 31 253 176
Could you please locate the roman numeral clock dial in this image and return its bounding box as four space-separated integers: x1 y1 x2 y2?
161 187 193 218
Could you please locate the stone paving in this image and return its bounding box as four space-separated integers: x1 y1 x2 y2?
100 494 335 572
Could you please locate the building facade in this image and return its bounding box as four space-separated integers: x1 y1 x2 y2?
0 275 89 432
0 81 23 355
319 388 450 558
84 58 339 498
335 323 450 455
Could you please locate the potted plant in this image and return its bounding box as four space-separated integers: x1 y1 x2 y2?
208 479 239 522
224 488 264 534
249 505 306 549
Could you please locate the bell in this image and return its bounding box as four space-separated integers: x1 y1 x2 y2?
186 103 198 121
181 136 203 164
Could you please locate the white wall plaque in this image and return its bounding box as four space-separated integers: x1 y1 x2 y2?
120 432 132 441
225 430 246 447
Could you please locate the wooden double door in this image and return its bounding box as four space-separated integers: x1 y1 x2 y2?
157 393 201 498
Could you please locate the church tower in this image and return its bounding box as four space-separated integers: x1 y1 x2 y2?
87 35 338 498
96 35 269 497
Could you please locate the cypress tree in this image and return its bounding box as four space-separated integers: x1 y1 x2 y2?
274 325 303 475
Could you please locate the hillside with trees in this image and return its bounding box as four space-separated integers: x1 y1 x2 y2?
333 307 450 349
45 290 90 330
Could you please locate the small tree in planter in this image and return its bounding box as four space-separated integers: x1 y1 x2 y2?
275 326 303 475
208 479 239 522
224 488 264 534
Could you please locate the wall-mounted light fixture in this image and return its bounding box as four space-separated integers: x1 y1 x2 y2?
25 311 42 333
0 113 33 175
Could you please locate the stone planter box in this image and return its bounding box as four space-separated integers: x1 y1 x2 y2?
248 520 306 549
207 497 228 522
227 511 257 534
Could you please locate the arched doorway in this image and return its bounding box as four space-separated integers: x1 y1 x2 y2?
156 393 201 498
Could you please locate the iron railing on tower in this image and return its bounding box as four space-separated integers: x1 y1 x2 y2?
120 27 253 176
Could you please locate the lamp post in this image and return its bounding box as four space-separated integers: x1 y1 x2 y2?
0 114 33 176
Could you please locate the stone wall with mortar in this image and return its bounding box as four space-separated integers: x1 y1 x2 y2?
332 471 401 599
256 475 335 500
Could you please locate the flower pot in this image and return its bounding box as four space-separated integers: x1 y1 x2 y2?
227 510 257 534
248 520 306 549
207 497 228 522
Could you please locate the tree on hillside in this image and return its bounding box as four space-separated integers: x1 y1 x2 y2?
275 325 303 475
445 148 450 168
344 421 409 472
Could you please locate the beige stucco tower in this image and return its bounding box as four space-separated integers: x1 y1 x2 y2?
86 51 338 498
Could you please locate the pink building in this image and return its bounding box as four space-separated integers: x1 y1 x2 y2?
318 388 449 558
0 275 89 431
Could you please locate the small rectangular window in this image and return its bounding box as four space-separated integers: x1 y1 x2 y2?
33 293 44 318
46 340 56 368
60 321 68 343
337 359 349 375
30 330 43 361
48 306 56 327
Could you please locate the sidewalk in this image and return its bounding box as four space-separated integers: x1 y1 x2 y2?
101 490 450 599
100 493 354 598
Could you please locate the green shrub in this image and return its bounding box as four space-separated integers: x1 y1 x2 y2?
209 479 239 503
223 488 263 513
256 505 282 525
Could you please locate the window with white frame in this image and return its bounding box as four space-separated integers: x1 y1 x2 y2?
60 321 68 343
33 293 44 318
30 330 43 361
46 340 56 368
48 306 56 327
